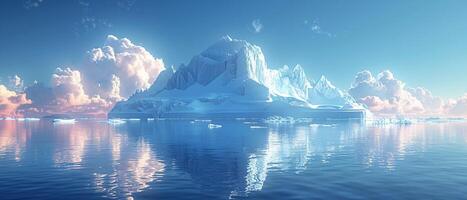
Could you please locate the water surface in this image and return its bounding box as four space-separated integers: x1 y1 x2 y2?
1 119 467 199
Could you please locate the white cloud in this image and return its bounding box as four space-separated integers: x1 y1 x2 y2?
51 67 90 106
349 70 467 117
305 19 334 37
407 87 444 114
444 94 467 117
252 19 263 33
349 70 424 115
83 35 165 99
24 0 44 9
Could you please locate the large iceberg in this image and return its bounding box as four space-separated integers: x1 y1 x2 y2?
109 36 365 119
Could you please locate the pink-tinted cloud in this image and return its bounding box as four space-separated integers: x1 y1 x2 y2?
407 87 444 114
51 67 91 106
19 68 113 118
15 35 165 118
0 84 31 117
444 94 467 117
350 70 467 117
349 70 424 116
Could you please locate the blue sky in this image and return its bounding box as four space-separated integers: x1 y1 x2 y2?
1 0 467 98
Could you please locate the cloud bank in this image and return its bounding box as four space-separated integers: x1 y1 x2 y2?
0 35 465 118
444 94 467 117
349 70 467 117
15 35 165 117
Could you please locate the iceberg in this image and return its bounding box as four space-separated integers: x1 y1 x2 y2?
109 36 365 120
208 123 222 129
108 119 126 125
53 119 76 124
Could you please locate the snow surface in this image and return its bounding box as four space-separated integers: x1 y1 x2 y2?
109 36 365 119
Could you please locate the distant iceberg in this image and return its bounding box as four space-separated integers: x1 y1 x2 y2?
53 119 76 124
109 36 365 120
208 123 222 129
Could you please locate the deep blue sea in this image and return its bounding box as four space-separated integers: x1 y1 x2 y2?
1 119 467 200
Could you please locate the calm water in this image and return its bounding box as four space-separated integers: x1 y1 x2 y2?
1 119 467 200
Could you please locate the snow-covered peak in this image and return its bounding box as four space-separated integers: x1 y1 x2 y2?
200 36 251 62
308 75 356 106
268 65 312 101
165 36 269 91
314 75 336 91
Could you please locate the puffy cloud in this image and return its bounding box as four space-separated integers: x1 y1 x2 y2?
304 19 334 37
19 67 112 117
444 94 467 117
16 35 165 117
83 35 165 99
349 70 424 115
252 19 263 33
0 84 31 117
407 87 444 114
349 70 467 117
51 67 90 106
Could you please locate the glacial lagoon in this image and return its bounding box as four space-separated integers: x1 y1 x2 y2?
1 119 467 199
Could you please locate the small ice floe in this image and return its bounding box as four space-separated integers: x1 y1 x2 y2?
53 119 76 124
250 125 267 129
264 116 295 124
24 118 40 121
4 117 15 121
16 118 26 121
195 119 212 123
322 124 337 127
147 118 155 121
127 118 141 121
309 123 337 128
368 118 413 126
243 121 257 125
208 123 222 129
108 119 126 125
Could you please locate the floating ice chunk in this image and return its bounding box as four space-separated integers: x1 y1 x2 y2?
108 119 126 125
53 119 76 124
367 118 414 126
195 119 212 123
235 118 247 121
208 123 222 129
309 123 336 127
25 118 40 121
264 116 295 124
250 125 267 129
